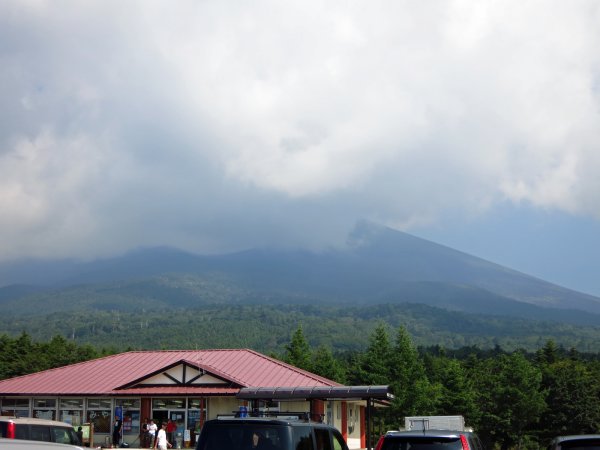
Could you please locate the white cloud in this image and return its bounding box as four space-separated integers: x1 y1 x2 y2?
0 0 599 260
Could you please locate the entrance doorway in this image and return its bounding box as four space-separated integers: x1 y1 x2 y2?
169 411 186 447
152 410 186 447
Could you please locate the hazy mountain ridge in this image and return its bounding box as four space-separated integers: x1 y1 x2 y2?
1 221 600 319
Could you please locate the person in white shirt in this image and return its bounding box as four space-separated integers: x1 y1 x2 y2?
148 419 158 448
154 422 172 450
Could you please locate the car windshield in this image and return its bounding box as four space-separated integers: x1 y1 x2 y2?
381 437 463 450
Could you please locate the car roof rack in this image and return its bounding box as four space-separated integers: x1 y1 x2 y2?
216 411 325 422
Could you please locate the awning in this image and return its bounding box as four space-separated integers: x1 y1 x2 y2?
237 385 393 404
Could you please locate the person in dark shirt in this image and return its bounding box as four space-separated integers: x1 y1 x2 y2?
112 417 122 448
141 418 150 448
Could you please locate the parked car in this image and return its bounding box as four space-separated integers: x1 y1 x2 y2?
195 415 349 450
0 438 85 450
375 429 485 450
548 435 600 450
0 417 81 446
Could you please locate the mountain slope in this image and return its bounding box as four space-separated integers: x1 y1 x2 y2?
1 221 599 316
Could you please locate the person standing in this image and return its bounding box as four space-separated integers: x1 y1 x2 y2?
154 421 172 450
141 418 150 448
148 419 158 448
112 416 122 448
166 419 176 444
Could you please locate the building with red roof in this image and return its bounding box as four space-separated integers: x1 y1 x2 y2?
0 349 391 449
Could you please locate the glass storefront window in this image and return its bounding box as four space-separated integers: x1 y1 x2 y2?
33 398 56 420
116 399 140 435
1 398 30 417
152 398 186 410
60 399 84 427
86 398 112 433
116 399 140 409
187 399 207 435
257 400 279 412
188 399 201 409
60 409 83 427
34 399 56 408
60 399 84 409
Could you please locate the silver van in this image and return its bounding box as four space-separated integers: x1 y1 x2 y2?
0 438 84 450
0 417 81 446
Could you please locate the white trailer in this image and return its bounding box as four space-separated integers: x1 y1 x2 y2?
404 415 465 431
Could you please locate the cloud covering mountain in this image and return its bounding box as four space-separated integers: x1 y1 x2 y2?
2 222 600 318
1 1 600 294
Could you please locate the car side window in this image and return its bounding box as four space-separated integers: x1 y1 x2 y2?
467 436 477 450
475 435 484 450
315 429 332 450
53 427 72 444
15 424 29 440
332 430 348 450
292 426 315 450
30 425 52 442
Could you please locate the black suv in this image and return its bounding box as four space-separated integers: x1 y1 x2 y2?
375 429 485 450
195 416 349 450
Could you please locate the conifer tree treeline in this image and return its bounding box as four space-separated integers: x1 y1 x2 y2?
2 327 600 449
282 324 600 450
0 332 114 380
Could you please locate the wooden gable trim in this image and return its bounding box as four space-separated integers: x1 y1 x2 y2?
115 360 236 390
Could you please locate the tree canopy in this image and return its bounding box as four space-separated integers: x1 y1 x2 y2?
2 330 600 450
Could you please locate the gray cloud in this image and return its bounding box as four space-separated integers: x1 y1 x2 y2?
1 0 599 262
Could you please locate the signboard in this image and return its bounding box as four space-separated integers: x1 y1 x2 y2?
81 423 93 446
124 414 132 432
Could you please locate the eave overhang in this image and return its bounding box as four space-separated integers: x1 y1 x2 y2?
237 385 393 405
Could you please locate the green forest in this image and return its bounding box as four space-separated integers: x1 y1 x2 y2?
4 302 600 353
2 326 600 450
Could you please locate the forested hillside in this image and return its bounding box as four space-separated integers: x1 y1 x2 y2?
3 302 600 352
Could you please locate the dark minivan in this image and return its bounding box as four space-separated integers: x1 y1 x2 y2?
196 417 349 450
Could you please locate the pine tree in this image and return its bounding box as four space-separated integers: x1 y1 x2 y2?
390 326 440 417
474 352 545 450
540 358 600 439
311 345 347 383
353 323 393 386
284 325 312 371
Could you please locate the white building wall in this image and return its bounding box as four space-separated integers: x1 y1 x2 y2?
206 397 241 419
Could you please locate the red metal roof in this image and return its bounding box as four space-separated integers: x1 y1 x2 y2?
0 349 340 396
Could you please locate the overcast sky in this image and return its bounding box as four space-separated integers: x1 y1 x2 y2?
1 1 600 295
